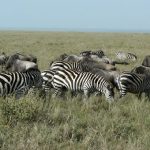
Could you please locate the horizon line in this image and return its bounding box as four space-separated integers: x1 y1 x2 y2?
0 27 150 33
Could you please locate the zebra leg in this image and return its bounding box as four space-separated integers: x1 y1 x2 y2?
52 88 62 99
119 89 127 98
15 90 24 99
137 92 142 99
83 89 90 101
145 91 150 100
15 86 29 99
94 91 102 96
148 92 150 100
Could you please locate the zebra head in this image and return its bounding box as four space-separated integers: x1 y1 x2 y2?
95 76 114 101
98 81 114 101
104 84 114 101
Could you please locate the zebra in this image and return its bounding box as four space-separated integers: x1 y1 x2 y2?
115 51 137 62
116 72 150 99
0 68 42 99
52 68 114 102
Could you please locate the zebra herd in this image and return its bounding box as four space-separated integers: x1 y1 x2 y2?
0 50 150 102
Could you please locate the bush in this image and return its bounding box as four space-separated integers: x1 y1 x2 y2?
0 97 41 124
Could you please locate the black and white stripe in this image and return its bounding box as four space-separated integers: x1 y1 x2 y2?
41 70 55 98
116 72 150 99
50 61 84 72
52 68 114 101
116 52 137 61
0 68 42 98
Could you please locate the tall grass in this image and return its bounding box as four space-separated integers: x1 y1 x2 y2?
0 31 150 150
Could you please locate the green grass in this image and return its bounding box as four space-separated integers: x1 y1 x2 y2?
0 31 150 150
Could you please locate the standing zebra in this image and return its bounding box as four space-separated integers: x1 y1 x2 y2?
52 68 114 101
116 72 150 99
115 51 137 61
0 68 42 99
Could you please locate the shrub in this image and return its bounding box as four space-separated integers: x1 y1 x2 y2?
0 97 41 124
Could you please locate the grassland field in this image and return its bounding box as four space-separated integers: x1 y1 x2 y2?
0 31 150 150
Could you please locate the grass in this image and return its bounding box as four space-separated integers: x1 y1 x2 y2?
0 31 150 150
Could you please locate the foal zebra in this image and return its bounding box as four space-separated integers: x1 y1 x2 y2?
116 52 137 61
0 68 42 98
52 68 114 101
116 72 150 99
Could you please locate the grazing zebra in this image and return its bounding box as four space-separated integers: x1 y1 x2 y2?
116 72 150 99
115 51 137 61
52 68 114 101
0 68 42 99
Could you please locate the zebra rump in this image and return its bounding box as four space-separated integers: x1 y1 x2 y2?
0 68 42 98
116 72 150 99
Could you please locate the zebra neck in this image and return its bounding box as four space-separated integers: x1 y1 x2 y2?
25 70 38 87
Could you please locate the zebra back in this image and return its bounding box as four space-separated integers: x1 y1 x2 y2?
50 61 83 72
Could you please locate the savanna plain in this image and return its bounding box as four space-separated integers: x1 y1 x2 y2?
0 31 150 150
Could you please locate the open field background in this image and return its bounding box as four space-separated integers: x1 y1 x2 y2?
0 31 150 150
